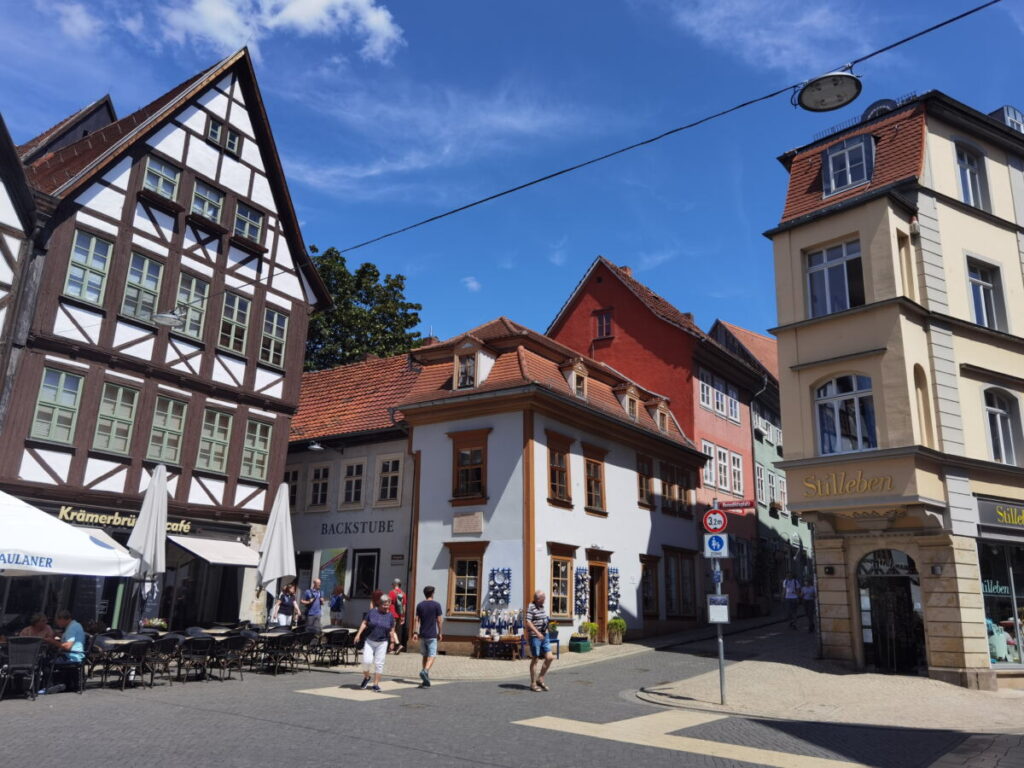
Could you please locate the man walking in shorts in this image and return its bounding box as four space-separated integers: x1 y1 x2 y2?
525 590 554 692
412 585 444 688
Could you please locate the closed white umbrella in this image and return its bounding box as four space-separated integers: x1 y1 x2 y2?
128 464 169 578
0 490 137 576
257 483 296 596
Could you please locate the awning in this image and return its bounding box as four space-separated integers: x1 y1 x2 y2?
79 528 131 555
168 535 258 567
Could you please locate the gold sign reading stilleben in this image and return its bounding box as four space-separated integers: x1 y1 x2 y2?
802 470 894 499
995 504 1024 527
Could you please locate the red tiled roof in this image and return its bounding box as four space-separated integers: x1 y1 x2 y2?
717 321 779 380
779 104 926 223
401 317 695 449
600 258 708 340
24 70 209 196
16 95 115 163
290 354 421 442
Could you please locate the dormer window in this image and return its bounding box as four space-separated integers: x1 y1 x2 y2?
458 354 476 388
574 373 586 398
658 411 668 432
627 397 637 420
823 136 873 196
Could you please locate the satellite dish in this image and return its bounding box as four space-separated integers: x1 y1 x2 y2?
797 71 863 112
861 98 898 121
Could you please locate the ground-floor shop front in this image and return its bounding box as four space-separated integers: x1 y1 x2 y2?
0 495 259 634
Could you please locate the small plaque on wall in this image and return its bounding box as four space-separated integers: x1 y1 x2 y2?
453 511 484 534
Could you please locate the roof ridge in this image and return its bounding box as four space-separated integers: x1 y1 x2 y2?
516 344 531 381
719 319 775 342
17 95 115 161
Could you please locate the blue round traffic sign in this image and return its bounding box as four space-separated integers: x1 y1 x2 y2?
708 534 725 551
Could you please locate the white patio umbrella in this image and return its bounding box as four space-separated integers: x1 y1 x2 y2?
0 489 137 576
128 464 169 579
257 483 296 596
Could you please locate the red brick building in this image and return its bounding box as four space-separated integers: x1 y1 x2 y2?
549 258 769 618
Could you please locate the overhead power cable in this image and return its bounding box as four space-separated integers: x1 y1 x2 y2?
337 0 1003 255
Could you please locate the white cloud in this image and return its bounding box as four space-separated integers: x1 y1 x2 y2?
636 249 676 271
664 0 872 75
44 2 105 41
461 276 481 292
548 236 568 267
157 0 404 62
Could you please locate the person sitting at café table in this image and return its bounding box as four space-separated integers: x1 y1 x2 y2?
46 609 86 666
19 613 55 641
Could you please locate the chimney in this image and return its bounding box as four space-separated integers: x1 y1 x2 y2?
620 265 633 278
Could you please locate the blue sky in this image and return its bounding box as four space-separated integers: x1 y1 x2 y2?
2 0 1023 341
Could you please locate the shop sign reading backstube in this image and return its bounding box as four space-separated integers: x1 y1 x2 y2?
802 470 893 498
320 520 395 536
57 505 192 534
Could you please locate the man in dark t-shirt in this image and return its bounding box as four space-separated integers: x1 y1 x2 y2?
412 585 444 688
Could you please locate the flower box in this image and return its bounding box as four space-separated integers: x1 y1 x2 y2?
568 638 592 653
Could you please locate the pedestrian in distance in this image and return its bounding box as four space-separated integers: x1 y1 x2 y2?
411 585 444 688
353 594 399 692
301 578 324 634
782 572 801 629
271 583 298 627
389 578 407 653
801 578 817 633
525 590 554 692
329 585 347 627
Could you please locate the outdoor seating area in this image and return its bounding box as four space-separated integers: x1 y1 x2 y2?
0 624 359 700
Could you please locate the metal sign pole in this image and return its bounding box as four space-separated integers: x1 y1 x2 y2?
711 497 725 706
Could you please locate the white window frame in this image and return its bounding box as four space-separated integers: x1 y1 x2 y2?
727 385 740 423
806 239 864 319
375 453 403 506
767 472 778 504
713 377 726 416
699 369 713 409
985 388 1020 466
309 465 330 509
716 447 730 492
701 440 716 487
967 258 1004 332
815 375 877 456
779 477 788 511
729 452 743 495
341 458 366 507
956 144 989 211
755 464 766 503
824 135 872 196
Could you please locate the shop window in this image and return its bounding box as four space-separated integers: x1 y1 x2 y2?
637 454 653 507
377 456 402 503
547 430 572 506
241 420 272 480
121 253 163 322
309 465 330 507
148 396 187 464
65 230 111 305
815 374 877 455
451 557 481 615
93 383 139 454
550 557 572 617
197 409 232 473
664 549 696 617
342 460 364 505
980 543 1024 665
32 368 83 444
350 549 379 598
806 239 865 318
640 555 660 618
985 388 1021 466
449 429 490 503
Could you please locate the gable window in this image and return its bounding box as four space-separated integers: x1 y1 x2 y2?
574 372 587 398
343 462 364 505
225 128 242 156
547 432 572 506
310 466 330 507
730 452 743 495
378 457 401 502
148 396 187 464
986 389 1020 465
957 145 989 210
823 136 873 196
699 369 714 409
219 293 250 354
637 454 653 507
450 429 489 502
550 557 572 617
191 181 225 223
207 119 223 144
595 310 612 339
457 354 476 388
241 420 272 480
234 202 263 242
755 464 766 503
65 230 111 304
143 156 180 200
968 260 1005 331
701 440 716 487
122 253 163 322
716 447 730 492
32 368 83 443
197 409 232 473
260 308 288 367
807 239 865 318
816 375 877 455
284 468 299 508
177 273 209 339
93 383 139 454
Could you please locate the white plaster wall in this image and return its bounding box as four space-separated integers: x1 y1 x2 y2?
0 178 23 231
412 411 524 638
288 438 414 624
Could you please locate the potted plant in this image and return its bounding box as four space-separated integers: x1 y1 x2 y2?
579 621 599 643
568 631 591 653
607 617 627 645
547 621 559 639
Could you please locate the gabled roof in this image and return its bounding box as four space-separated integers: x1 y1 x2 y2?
20 49 331 308
403 317 696 451
712 320 779 380
290 354 421 442
547 256 708 341
0 116 36 234
17 95 116 165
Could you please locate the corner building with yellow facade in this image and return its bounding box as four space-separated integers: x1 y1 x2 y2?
767 93 1024 690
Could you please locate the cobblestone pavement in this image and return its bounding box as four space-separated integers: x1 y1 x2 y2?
0 619 1001 768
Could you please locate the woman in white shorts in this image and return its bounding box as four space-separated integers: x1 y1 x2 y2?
353 595 398 692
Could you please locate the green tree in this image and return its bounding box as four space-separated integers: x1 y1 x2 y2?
304 246 422 371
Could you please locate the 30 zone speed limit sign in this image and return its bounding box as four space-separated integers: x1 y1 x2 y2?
702 508 728 534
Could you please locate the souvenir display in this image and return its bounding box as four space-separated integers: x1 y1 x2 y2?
574 567 590 616
488 567 512 606
608 568 621 613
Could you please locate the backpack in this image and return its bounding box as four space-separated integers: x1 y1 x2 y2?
330 593 345 612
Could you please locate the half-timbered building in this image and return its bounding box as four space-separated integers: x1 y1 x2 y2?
0 49 329 630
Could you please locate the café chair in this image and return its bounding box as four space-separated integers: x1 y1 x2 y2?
209 635 247 681
0 637 43 700
144 635 181 687
102 639 150 691
177 636 214 682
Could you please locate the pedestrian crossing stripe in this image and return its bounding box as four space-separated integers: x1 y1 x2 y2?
297 678 449 702
514 710 869 768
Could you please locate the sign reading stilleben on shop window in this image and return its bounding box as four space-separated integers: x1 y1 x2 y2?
978 498 1024 530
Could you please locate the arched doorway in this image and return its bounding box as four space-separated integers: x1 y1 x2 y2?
857 549 925 674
